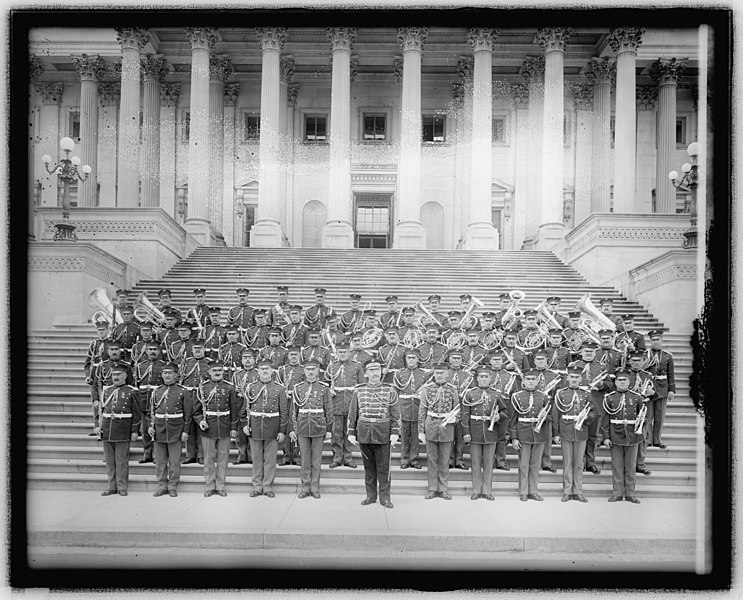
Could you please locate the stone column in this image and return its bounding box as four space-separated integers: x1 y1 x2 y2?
279 55 295 240
159 82 181 218
608 27 644 213
571 83 594 226
651 58 687 214
29 57 44 237
140 54 171 208
535 27 571 251
222 82 239 247
322 28 356 248
287 82 300 246
115 28 148 208
585 57 615 213
71 54 106 207
463 28 499 249
636 86 658 213
37 82 64 207
208 53 233 237
519 56 543 248
394 27 428 248
97 83 120 208
512 83 530 249
252 27 287 248
184 27 218 244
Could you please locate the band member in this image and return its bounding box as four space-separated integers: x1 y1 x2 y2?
462 328 487 372
493 293 514 332
360 309 384 353
348 361 401 509
478 312 501 350
349 332 374 368
242 359 288 498
114 289 130 312
269 285 291 327
545 296 570 329
598 298 625 333
158 311 180 359
96 363 141 496
489 350 520 471
168 321 194 366
509 368 552 501
233 348 259 466
446 348 472 470
645 330 676 449
393 348 428 469
228 288 256 341
180 339 211 465
627 351 655 476
378 295 402 329
418 362 459 500
258 327 288 368
94 342 134 426
545 329 571 373
276 346 304 465
301 328 332 372
130 321 156 369
562 311 584 360
246 309 271 350
304 288 335 329
461 367 508 501
340 294 364 334
418 325 448 370
397 307 419 344
324 314 346 354
282 305 308 348
378 326 406 384
112 305 140 362
327 342 365 468
600 369 644 503
596 329 622 373
148 362 192 498
220 326 247 383
203 307 226 360
85 320 111 435
458 294 479 329
290 359 333 499
192 361 240 497
552 366 595 502
134 340 165 464
615 314 647 358
186 288 210 339
501 331 530 373
441 311 462 345
426 294 447 329
533 350 562 473
517 309 541 364
156 289 182 323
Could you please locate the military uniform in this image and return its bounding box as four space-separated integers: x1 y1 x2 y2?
233 364 260 464
349 346 374 369
378 310 402 330
645 345 676 447
168 337 194 367
135 357 165 462
276 361 305 465
258 343 289 369
393 365 428 468
417 340 448 370
291 377 333 496
534 366 563 471
596 345 623 373
378 342 406 384
130 334 156 369
203 323 226 359
150 377 193 495
84 333 110 430
327 358 366 467
228 300 256 345
509 385 552 499
461 344 487 371
446 365 474 469
98 379 141 495
245 323 270 350
112 319 140 362
180 354 211 462
340 308 364 334
552 384 595 500
490 366 521 470
628 365 655 473
158 325 179 359
545 345 571 373
219 339 247 383
282 321 309 348
269 301 292 328
501 346 530 373
300 343 332 371
304 302 335 330
417 377 459 497
186 304 210 339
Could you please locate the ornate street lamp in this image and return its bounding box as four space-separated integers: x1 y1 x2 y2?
42 136 91 241
668 141 699 249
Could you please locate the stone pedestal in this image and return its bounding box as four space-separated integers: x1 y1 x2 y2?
322 221 355 249
535 222 566 254
250 219 285 248
463 221 499 250
393 221 426 249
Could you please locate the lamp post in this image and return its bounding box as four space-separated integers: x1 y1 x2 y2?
668 141 699 249
42 136 91 242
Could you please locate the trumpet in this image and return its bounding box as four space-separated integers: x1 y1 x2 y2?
487 399 500 431
634 403 648 434
589 370 609 389
534 402 551 433
501 290 525 329
574 401 591 431
414 299 444 328
543 376 562 395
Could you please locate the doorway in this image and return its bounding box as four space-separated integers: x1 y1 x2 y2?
354 194 392 248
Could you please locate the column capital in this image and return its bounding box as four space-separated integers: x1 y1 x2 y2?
608 27 645 54
256 27 287 52
279 54 295 83
185 27 219 51
397 27 428 53
160 82 181 107
467 28 498 53
36 81 64 105
570 82 593 109
224 82 240 107
535 27 572 53
141 53 172 83
519 55 544 82
327 27 357 52
636 85 658 110
650 57 687 86
115 27 149 51
71 53 107 82
29 55 44 84
583 56 616 85
209 53 234 82
98 82 121 107
392 54 404 82
511 82 530 108
457 55 474 81
287 82 300 107
452 81 464 107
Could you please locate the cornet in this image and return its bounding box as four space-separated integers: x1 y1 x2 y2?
534 402 551 433
634 403 648 434
574 401 591 431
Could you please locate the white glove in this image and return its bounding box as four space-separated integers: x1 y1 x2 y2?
418 433 426 445
390 434 399 447
348 434 358 446
324 431 332 441
199 420 209 431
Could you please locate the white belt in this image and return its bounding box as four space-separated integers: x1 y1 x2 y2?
399 394 416 398
470 415 490 421
139 385 158 390
561 415 578 421
184 386 197 391
655 375 667 380
155 413 184 419
299 408 324 414
427 412 448 418
102 413 132 419
334 386 355 391
360 416 387 422
610 419 636 425
205 410 230 416
518 417 538 422
250 411 280 418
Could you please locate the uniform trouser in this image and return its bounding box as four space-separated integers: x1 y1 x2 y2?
90 386 99 428
298 436 324 493
331 415 354 464
280 434 299 463
541 439 553 468
584 415 600 469
103 441 130 492
635 418 651 469
185 420 204 460
235 427 252 462
426 440 452 493
250 438 278 492
360 443 392 502
518 442 544 496
560 439 587 495
400 420 420 465
469 443 495 495
202 437 230 491
154 440 182 491
449 422 465 464
610 443 639 498
141 413 153 460
495 439 508 468
647 397 668 445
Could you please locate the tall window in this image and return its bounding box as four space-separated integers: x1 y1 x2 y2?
492 117 506 143
182 111 190 143
422 114 445 143
610 116 615 148
68 110 80 140
676 117 687 147
244 112 260 141
363 113 386 141
304 115 327 142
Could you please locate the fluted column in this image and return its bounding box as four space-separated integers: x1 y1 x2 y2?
512 83 530 249
223 83 239 247
115 28 148 208
322 28 356 248
37 82 64 207
286 82 300 246
451 59 471 246
394 27 428 248
140 54 171 208
652 58 687 213
279 56 294 241
71 54 106 207
98 83 120 207
571 83 594 226
519 56 544 248
252 27 287 248
585 57 615 213
609 27 644 212
209 53 233 236
29 56 44 237
636 86 658 212
535 27 571 251
159 82 180 217
463 28 499 249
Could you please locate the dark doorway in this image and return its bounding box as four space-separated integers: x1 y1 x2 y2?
358 234 387 248
354 194 392 248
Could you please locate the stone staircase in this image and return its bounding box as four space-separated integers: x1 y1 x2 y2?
27 248 702 499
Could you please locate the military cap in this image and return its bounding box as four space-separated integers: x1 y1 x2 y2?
547 328 563 336
350 332 363 340
162 362 179 372
236 288 249 295
163 310 178 319
523 309 538 317
239 347 256 356
522 368 538 377
447 310 462 317
307 328 322 335
139 321 153 329
581 341 598 349
157 289 172 298
145 340 160 347
488 350 504 359
614 369 631 379
402 306 415 315
503 330 517 338
533 350 549 359
256 358 273 368
647 329 664 339
286 345 301 353
467 325 482 333
476 366 492 376
599 297 613 305
428 294 442 302
208 360 224 369
107 339 121 348
459 294 471 301
314 288 327 295
268 327 282 335
115 289 129 297
254 308 268 315
225 325 239 333
208 306 222 314
481 311 496 319
384 325 400 333
629 351 645 360
598 329 614 337
404 347 420 357
303 359 321 368
177 322 193 330
193 288 206 295
336 341 350 350
546 296 561 303
365 361 382 370
349 294 362 300
94 320 109 329
385 295 399 302
498 293 510 300
289 305 302 312
363 309 377 317
447 349 463 358
427 363 447 373
277 286 289 293
621 314 634 321
424 323 441 332
567 365 583 375
120 305 134 313
110 362 128 374
568 311 581 319
192 339 206 347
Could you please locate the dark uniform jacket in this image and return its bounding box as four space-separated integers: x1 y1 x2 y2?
300 344 332 371
85 338 110 381
219 342 247 373
551 386 595 442
596 347 623 373
186 305 210 336
490 368 522 397
112 321 140 351
628 368 655 399
501 346 530 372
646 349 676 399
600 390 644 446
246 325 270 350
446 367 475 396
228 304 256 329
615 330 646 353
304 304 335 329
192 380 240 439
545 346 571 372
159 328 179 358
276 364 304 392
378 343 406 374
150 383 193 443
258 344 289 369
130 337 156 367
99 384 142 442
290 380 333 438
461 387 509 444
417 381 459 442
349 349 374 368
282 322 309 348
568 359 615 412
534 368 563 399
393 367 428 421
378 310 401 330
462 345 487 371
241 380 288 440
348 382 401 444
327 359 365 415
96 358 134 389
180 356 211 389
135 359 165 413
203 325 226 359
168 339 194 365
508 389 551 445
417 341 448 370
339 309 363 333
269 302 292 327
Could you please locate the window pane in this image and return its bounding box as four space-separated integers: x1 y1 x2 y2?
492 118 504 142
70 111 80 138
676 118 685 144
422 115 434 141
375 116 385 139
246 115 260 139
316 118 326 138
433 116 444 142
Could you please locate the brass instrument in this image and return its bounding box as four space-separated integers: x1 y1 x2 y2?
487 397 500 431
576 293 617 332
361 327 383 349
352 301 372 334
634 403 648 434
459 296 485 330
133 292 167 329
463 352 486 373
402 327 425 349
534 402 551 433
543 375 562 395
413 298 444 328
501 290 525 330
440 405 460 428
273 302 292 326
588 370 609 389
534 300 563 331
322 328 338 356
446 330 467 351
88 287 124 326
480 329 503 351
575 401 591 431
515 328 547 353
633 375 654 397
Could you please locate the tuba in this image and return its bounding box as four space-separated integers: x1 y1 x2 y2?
534 300 563 331
576 293 617 332
459 295 485 330
501 290 525 330
133 292 167 328
88 287 123 326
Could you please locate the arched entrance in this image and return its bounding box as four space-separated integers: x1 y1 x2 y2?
302 200 327 248
421 200 444 249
